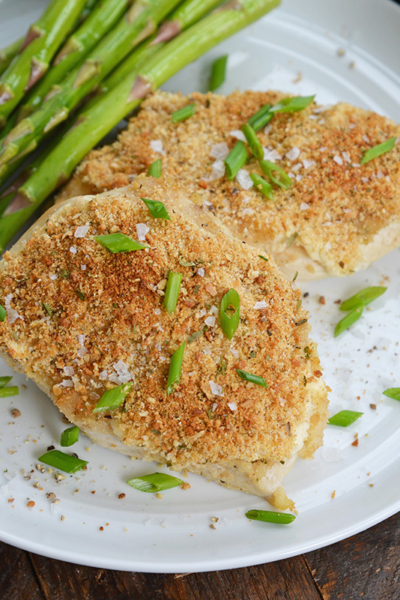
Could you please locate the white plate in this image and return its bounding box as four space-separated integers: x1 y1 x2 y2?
0 0 400 573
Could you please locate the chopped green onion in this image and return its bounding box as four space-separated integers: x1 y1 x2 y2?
166 342 185 395
383 388 400 401
171 103 196 123
0 376 12 388
209 55 228 91
220 288 240 340
258 255 268 261
95 233 148 253
38 450 88 473
42 302 53 316
0 386 18 398
270 95 315 113
60 425 80 447
148 158 162 178
328 410 363 427
141 197 170 220
340 286 387 311
361 137 396 165
127 472 183 493
241 124 264 160
248 104 273 132
250 173 274 200
334 306 363 337
93 382 133 414
236 369 268 388
0 305 6 321
76 290 85 301
259 160 292 189
164 271 182 315
224 141 248 180
286 232 298 248
245 509 295 525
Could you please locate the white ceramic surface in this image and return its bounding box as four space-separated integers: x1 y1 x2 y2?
0 0 399 573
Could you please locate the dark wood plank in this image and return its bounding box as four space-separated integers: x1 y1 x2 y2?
0 541 44 600
28 552 321 600
305 512 400 600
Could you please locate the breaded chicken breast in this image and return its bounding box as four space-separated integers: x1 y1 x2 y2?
60 91 400 280
0 175 328 505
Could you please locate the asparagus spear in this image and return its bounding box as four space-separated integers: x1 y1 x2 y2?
0 0 88 127
18 0 131 120
0 0 182 171
96 0 225 102
0 38 23 78
0 0 280 253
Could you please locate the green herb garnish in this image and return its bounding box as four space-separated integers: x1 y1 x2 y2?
60 426 80 447
383 388 400 401
127 472 183 493
328 410 363 427
148 158 162 178
224 141 248 180
0 305 6 321
339 286 387 312
0 376 12 388
270 95 315 113
171 103 196 123
236 369 268 387
258 255 268 261
250 173 273 199
247 103 273 132
42 302 53 316
241 123 264 160
0 386 18 398
76 290 85 301
209 55 228 91
166 342 185 395
141 197 170 220
164 271 182 315
245 509 295 524
38 450 88 474
93 382 133 413
95 233 148 253
361 137 396 165
259 160 292 189
334 306 364 337
220 288 240 340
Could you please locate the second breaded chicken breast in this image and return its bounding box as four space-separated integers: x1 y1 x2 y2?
60 90 400 280
0 175 328 505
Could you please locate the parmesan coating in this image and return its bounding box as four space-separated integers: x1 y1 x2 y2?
60 90 400 279
0 176 328 479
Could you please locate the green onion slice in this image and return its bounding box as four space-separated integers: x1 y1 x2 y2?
0 305 6 322
383 388 400 401
127 472 183 493
38 450 88 473
250 173 274 200
361 137 396 165
224 141 248 181
164 271 182 315
270 95 315 113
0 376 12 388
167 342 186 395
148 158 162 178
241 124 264 160
209 55 228 91
0 386 18 398
141 197 170 220
334 306 363 337
60 425 80 447
247 104 273 132
328 410 363 427
93 382 133 414
236 369 268 388
245 509 295 525
259 160 292 189
340 286 387 311
95 233 148 253
220 288 240 340
258 255 268 261
171 103 196 123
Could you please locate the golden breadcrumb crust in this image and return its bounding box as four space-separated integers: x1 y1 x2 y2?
60 90 400 278
0 176 328 469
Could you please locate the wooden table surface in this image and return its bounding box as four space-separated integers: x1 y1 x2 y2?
1 1 400 598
